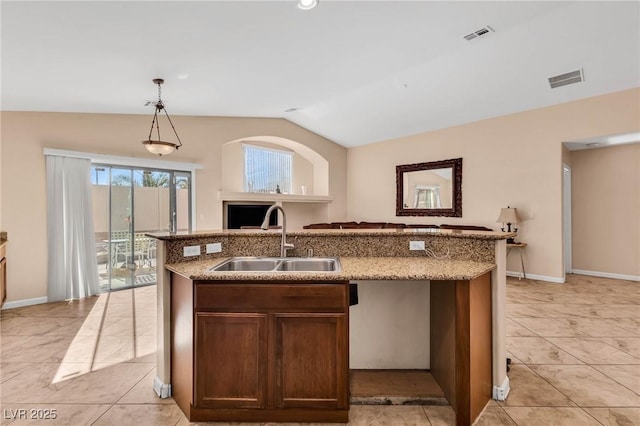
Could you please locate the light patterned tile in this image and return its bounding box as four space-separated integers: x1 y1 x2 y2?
498 364 574 407
502 407 601 425
92 403 184 426
507 337 584 365
562 318 637 337
474 405 516 425
348 405 430 425
546 338 640 364
422 405 455 426
586 305 640 319
0 335 74 363
0 403 110 425
506 304 550 318
606 318 640 335
0 363 71 403
0 316 85 336
509 318 588 337
599 337 640 358
264 422 346 426
44 362 154 404
591 365 640 394
583 408 640 426
531 365 640 406
0 336 34 355
506 319 538 337
118 368 174 405
0 363 34 384
175 416 261 426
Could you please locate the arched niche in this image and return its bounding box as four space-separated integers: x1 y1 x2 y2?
221 136 329 196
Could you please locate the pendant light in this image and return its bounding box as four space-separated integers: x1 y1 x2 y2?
298 0 318 10
142 78 183 156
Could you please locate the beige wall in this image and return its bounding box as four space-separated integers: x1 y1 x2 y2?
347 88 640 280
570 143 640 277
1 112 347 303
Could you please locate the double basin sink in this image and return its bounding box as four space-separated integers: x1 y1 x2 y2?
209 256 341 273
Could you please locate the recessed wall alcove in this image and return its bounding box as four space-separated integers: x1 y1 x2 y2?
220 136 332 230
221 135 329 197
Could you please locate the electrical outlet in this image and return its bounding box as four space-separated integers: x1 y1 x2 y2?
183 245 201 257
409 240 425 250
206 243 222 254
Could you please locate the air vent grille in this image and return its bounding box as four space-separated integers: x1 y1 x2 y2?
464 26 494 41
548 69 584 88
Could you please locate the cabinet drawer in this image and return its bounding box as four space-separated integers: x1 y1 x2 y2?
195 283 347 312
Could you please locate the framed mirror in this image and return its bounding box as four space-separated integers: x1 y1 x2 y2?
396 157 462 217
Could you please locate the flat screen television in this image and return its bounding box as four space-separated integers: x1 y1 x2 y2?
226 203 277 229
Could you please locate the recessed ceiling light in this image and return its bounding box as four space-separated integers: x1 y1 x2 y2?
177 73 189 80
298 0 318 11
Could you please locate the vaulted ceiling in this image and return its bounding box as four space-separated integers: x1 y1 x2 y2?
2 1 639 147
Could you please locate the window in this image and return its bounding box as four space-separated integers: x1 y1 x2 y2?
414 185 441 208
244 144 292 193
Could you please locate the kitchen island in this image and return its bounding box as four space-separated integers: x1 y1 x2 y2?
149 229 512 425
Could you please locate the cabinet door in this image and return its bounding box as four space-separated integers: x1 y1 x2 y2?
274 313 348 409
195 312 268 409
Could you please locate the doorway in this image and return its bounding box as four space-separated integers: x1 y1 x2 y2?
562 163 572 278
92 165 191 291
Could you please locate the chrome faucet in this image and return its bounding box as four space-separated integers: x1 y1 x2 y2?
261 205 294 257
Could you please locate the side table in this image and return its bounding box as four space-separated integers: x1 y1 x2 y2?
507 242 527 279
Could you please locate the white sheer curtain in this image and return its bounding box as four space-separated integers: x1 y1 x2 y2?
46 155 100 301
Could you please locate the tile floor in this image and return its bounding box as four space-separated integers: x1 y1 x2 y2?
0 274 638 425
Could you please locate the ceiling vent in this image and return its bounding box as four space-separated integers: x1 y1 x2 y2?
464 26 494 41
548 69 584 89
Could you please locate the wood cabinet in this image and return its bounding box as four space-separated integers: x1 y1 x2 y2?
274 313 348 409
195 312 268 409
0 244 6 308
171 273 349 423
431 272 493 426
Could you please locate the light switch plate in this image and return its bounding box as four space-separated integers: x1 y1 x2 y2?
206 243 222 254
409 240 425 250
183 245 201 257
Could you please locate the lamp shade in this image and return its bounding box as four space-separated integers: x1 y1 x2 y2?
142 140 177 156
298 0 318 10
496 207 520 224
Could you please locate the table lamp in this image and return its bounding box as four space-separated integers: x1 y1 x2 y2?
497 206 519 243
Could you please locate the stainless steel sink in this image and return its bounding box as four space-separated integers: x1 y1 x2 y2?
278 258 340 272
209 258 283 272
208 257 341 273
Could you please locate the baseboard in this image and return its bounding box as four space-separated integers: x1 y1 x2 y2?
2 296 48 310
506 271 564 283
492 376 510 401
153 376 172 398
571 269 640 282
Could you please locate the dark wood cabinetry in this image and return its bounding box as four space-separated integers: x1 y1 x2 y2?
0 244 6 308
171 273 349 423
274 313 348 409
431 272 493 426
194 312 268 409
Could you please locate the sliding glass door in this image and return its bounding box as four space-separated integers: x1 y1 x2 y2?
92 165 191 291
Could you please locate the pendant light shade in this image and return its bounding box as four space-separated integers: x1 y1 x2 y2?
298 0 318 10
142 78 183 156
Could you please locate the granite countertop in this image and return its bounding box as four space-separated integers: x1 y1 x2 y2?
149 228 513 241
166 256 496 282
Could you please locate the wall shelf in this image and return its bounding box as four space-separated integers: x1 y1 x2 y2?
219 191 332 204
